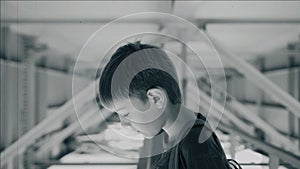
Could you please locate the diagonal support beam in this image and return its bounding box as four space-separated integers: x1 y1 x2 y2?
191 84 297 153
187 85 254 135
0 81 97 168
228 98 297 153
204 32 300 118
218 122 300 168
35 107 112 158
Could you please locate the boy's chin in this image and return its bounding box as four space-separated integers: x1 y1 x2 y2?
144 135 155 139
141 132 155 139
143 129 163 139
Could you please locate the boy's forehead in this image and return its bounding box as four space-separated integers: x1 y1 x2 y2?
108 99 127 110
109 98 134 111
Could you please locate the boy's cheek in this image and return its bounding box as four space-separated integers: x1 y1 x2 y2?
128 109 164 123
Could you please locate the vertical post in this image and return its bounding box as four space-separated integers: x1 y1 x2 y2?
298 117 300 151
1 62 10 149
16 154 24 169
269 154 279 169
6 157 13 169
19 51 36 169
8 63 20 169
145 140 153 169
158 24 165 48
138 139 153 169
256 57 265 115
288 56 295 138
21 52 36 134
298 67 300 151
35 69 47 124
180 42 187 104
229 133 237 159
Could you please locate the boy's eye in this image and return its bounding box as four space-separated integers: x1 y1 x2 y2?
118 112 129 117
122 112 130 117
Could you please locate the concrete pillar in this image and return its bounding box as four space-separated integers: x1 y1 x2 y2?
269 154 279 169
21 54 36 134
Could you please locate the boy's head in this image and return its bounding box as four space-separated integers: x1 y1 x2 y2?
99 42 181 138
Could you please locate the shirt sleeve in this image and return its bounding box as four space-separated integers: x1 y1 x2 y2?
179 126 230 169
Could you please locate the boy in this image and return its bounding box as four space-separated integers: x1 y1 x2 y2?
99 42 230 168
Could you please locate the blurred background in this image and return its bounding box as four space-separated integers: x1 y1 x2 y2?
1 1 300 169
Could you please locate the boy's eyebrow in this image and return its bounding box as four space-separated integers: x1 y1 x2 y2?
114 107 124 112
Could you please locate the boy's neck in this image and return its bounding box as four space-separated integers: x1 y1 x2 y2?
162 105 196 144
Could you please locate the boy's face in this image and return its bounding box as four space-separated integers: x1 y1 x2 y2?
112 96 167 139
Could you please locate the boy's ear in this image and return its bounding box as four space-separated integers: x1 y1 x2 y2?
147 88 165 109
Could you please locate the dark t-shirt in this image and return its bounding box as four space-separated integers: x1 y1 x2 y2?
138 114 230 169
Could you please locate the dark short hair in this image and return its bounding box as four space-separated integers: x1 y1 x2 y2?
98 41 181 108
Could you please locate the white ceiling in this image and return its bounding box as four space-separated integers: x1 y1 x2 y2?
1 1 173 20
195 1 300 19
2 1 300 67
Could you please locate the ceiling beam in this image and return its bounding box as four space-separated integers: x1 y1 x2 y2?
2 18 300 25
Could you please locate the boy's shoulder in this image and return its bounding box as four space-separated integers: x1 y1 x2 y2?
179 116 225 157
180 118 207 150
181 113 208 144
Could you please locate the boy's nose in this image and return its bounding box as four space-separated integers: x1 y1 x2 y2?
121 120 131 127
119 116 131 127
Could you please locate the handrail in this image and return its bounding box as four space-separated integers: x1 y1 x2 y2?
194 82 298 153
219 122 300 168
204 31 300 119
